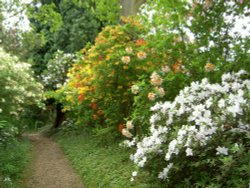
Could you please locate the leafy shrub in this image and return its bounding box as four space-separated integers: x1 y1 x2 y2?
58 119 86 135
0 121 17 146
39 50 76 128
140 0 250 72
41 50 75 90
60 18 167 134
0 47 44 140
122 0 250 137
125 70 250 187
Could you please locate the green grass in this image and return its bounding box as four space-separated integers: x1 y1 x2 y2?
0 139 31 188
54 133 154 188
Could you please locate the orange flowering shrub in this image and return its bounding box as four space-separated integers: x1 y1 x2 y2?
59 17 167 132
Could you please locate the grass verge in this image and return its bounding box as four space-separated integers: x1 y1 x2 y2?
0 138 30 188
54 132 154 188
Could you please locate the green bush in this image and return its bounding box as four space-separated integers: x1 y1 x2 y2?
59 17 167 135
0 120 17 146
124 0 250 137
0 47 44 139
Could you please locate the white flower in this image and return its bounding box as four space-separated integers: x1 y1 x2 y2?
205 98 213 108
185 148 193 156
216 146 228 155
195 132 205 140
218 98 225 108
222 73 231 82
3 177 11 182
10 111 18 116
122 128 133 138
235 70 246 76
56 83 62 88
149 114 160 124
132 171 138 177
168 139 178 152
125 47 133 53
158 163 173 179
131 85 140 94
150 72 163 86
156 87 165 97
161 65 170 73
150 102 162 111
227 103 242 117
126 121 134 129
129 70 249 182
0 108 2 113
124 139 136 147
121 56 131 64
138 157 147 167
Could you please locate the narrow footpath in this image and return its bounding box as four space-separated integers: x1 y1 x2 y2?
25 134 84 188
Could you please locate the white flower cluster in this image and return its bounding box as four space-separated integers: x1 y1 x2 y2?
0 47 45 115
41 50 75 89
131 85 140 94
130 70 250 180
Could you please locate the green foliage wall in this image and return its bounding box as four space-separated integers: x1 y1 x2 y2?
24 0 102 75
0 47 44 143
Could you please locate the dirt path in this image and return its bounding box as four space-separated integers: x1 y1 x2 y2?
25 134 84 188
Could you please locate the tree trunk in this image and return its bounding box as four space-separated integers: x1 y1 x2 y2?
53 103 65 129
120 0 146 17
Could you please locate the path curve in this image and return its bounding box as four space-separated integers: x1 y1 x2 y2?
25 134 84 188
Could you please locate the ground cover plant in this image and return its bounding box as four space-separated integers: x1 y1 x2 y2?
0 139 30 188
55 132 155 188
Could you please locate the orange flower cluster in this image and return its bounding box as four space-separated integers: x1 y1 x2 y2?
137 51 147 60
135 38 147 46
121 56 131 64
78 93 84 102
60 17 168 129
148 92 156 101
150 72 163 86
119 123 125 132
172 60 182 73
204 63 215 72
90 102 104 120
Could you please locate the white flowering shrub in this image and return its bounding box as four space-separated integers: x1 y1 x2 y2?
41 50 75 90
0 120 17 146
0 47 44 144
127 70 250 187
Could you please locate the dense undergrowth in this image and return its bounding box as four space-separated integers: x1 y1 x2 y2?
0 139 30 188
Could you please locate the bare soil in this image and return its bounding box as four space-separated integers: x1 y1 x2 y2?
24 134 84 188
